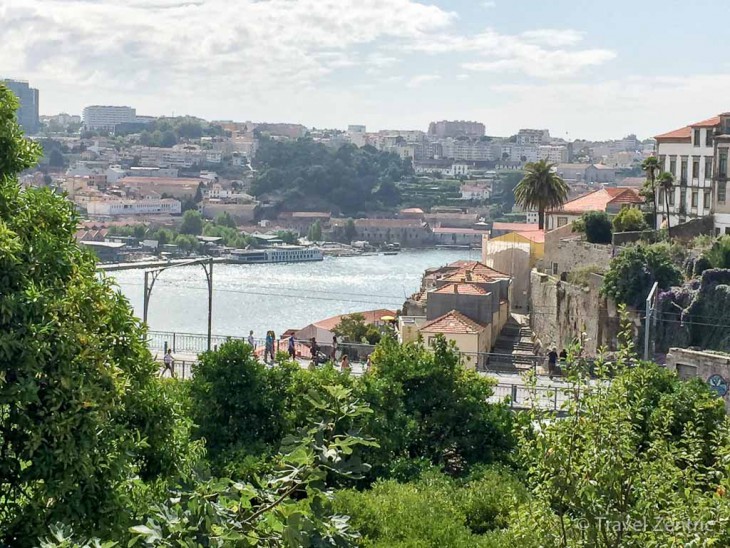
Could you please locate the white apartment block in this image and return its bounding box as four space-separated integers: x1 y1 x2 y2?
538 145 568 164
86 197 182 217
654 116 717 229
517 129 550 146
82 105 136 131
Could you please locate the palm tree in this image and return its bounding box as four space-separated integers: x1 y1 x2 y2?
514 159 569 230
642 156 660 228
657 171 675 233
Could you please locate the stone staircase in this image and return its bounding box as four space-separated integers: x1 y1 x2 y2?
487 314 538 371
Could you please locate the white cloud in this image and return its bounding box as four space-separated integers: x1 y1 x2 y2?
456 73 470 80
407 74 441 88
482 1 496 7
520 29 584 47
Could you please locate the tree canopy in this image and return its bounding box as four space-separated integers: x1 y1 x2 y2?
251 138 413 213
514 160 569 229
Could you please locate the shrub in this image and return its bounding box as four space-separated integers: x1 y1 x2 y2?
612 206 647 232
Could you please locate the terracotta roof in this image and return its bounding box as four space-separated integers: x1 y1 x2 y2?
447 260 510 278
515 230 545 243
432 227 486 234
433 283 490 296
492 222 540 232
549 187 642 214
655 115 720 141
120 176 202 185
440 270 496 284
313 309 397 331
420 310 486 334
355 219 425 228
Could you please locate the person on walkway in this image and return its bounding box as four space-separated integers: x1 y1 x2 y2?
331 335 338 362
288 334 296 360
162 349 176 378
559 348 567 367
310 337 319 364
247 330 255 349
365 354 372 373
340 354 350 372
264 330 275 362
547 346 558 380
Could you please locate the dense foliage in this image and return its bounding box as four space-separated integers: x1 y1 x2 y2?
613 206 648 233
601 242 683 308
251 138 412 214
573 210 612 244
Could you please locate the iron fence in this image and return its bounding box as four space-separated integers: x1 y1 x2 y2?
489 382 578 411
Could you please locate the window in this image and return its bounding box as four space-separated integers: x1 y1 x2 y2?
726 228 730 235
552 262 559 275
557 216 568 227
693 158 700 180
720 150 728 178
670 157 677 176
680 159 688 182
704 190 711 209
659 155 667 169
706 157 713 180
706 129 714 147
668 190 675 206
719 182 727 204
694 128 700 147
691 190 698 207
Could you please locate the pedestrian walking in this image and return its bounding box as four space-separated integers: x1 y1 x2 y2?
264 330 275 362
309 337 319 365
288 334 296 360
365 354 372 373
331 335 338 362
162 349 176 378
547 346 558 380
247 330 255 349
340 354 350 372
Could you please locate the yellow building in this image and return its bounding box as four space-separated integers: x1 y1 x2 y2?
482 230 544 311
419 310 490 370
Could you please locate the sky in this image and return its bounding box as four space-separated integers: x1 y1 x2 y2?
2 0 729 140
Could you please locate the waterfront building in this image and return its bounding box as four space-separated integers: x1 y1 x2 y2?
2 79 40 133
545 187 643 231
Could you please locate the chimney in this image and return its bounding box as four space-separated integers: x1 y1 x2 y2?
466 271 472 281
453 284 458 294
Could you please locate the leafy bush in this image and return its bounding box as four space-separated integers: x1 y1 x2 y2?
566 264 604 287
575 210 612 244
0 84 199 545
612 206 647 232
601 242 683 308
705 235 730 269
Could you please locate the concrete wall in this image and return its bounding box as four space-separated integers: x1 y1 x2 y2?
666 347 730 413
483 241 531 311
530 270 626 356
201 202 257 223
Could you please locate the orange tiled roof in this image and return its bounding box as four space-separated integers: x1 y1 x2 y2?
655 115 721 141
448 260 510 278
440 270 495 284
433 283 489 296
420 310 486 334
550 188 642 214
514 230 545 243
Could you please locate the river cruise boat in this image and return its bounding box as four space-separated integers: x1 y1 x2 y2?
227 246 324 264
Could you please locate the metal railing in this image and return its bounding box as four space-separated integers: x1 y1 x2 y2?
489 382 581 411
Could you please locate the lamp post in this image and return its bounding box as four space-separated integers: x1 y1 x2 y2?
143 257 214 351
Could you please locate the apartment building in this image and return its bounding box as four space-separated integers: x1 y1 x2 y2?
712 113 730 234
517 129 550 145
3 79 40 133
654 116 718 228
82 105 136 131
86 197 182 217
538 145 569 164
428 120 485 138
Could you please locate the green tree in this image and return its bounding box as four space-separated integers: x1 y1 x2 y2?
160 130 177 147
514 159 569 229
307 219 323 242
276 230 299 244
0 84 199 544
214 211 237 228
657 170 675 232
334 313 381 344
613 206 648 232
344 218 357 243
576 210 612 244
173 233 199 254
601 242 683 308
642 155 660 229
179 209 203 235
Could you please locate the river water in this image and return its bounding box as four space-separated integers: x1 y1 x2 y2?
109 249 479 337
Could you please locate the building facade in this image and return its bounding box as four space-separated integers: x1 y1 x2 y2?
428 120 485 138
3 79 40 134
86 197 181 217
82 105 137 131
654 115 718 228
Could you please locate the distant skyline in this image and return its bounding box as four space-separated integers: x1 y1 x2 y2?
3 0 730 140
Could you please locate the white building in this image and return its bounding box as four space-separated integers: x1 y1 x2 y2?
86 197 182 217
517 129 550 146
82 105 136 131
460 184 490 200
654 115 717 229
538 145 568 164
